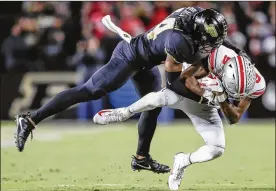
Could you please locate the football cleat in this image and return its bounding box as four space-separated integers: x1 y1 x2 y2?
168 152 191 190
93 108 133 125
131 155 170 174
14 113 35 152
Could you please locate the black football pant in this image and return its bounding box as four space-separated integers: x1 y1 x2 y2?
30 40 162 156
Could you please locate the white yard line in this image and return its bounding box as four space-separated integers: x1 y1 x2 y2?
1 125 127 149
1 133 62 148
58 183 274 187
1 183 273 191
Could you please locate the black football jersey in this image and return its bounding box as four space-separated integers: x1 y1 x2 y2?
129 6 204 69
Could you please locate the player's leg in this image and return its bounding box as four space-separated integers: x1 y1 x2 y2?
186 112 225 163
168 102 224 190
93 88 179 124
15 42 138 152
132 67 162 157
130 67 170 173
31 59 135 124
128 88 179 114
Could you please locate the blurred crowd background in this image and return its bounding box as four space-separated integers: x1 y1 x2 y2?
1 1 275 73
0 1 275 121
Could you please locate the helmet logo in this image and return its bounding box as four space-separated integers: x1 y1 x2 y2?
204 23 218 38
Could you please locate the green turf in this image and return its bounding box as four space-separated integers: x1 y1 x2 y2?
1 122 275 191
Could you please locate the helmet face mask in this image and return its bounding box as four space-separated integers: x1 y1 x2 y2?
198 43 219 54
222 56 256 100
193 9 227 54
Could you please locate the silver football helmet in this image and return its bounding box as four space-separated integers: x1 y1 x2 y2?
222 55 256 100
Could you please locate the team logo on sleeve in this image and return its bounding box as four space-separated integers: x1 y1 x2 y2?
204 23 218 37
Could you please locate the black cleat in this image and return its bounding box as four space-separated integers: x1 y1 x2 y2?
15 113 35 152
131 155 170 174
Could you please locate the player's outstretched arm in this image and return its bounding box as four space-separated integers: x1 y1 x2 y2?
218 96 252 124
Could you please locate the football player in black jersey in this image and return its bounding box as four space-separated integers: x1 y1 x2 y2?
15 7 245 174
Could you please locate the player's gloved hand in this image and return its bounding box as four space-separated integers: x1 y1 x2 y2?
201 90 222 108
208 98 220 109
203 92 227 109
198 74 224 107
198 74 224 93
202 90 215 103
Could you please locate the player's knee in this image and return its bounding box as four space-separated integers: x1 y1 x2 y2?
78 84 107 100
154 92 166 107
146 92 165 108
84 79 109 98
90 88 107 99
162 88 179 106
210 145 225 159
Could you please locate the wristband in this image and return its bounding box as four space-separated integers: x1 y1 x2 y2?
216 93 228 103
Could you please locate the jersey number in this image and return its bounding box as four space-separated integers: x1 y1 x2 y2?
222 55 231 65
256 73 261 83
147 18 176 40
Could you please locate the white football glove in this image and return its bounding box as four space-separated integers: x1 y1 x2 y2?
202 90 215 103
201 90 221 108
198 74 224 93
198 74 224 108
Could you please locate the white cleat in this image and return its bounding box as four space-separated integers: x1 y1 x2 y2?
93 108 133 125
168 152 191 190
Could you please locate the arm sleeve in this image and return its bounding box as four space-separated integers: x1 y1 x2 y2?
165 31 194 63
165 71 181 86
167 77 210 104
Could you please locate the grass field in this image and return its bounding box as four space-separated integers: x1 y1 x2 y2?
1 120 275 191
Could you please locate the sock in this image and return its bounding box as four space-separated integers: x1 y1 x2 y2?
189 145 224 164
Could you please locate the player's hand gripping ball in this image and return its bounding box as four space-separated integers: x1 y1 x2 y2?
198 74 224 93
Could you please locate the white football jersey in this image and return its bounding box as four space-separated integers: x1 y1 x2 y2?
182 45 266 99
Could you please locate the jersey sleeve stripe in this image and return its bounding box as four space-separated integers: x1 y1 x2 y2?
209 49 216 71
237 55 245 95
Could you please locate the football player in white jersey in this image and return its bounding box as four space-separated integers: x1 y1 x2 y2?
93 45 266 190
